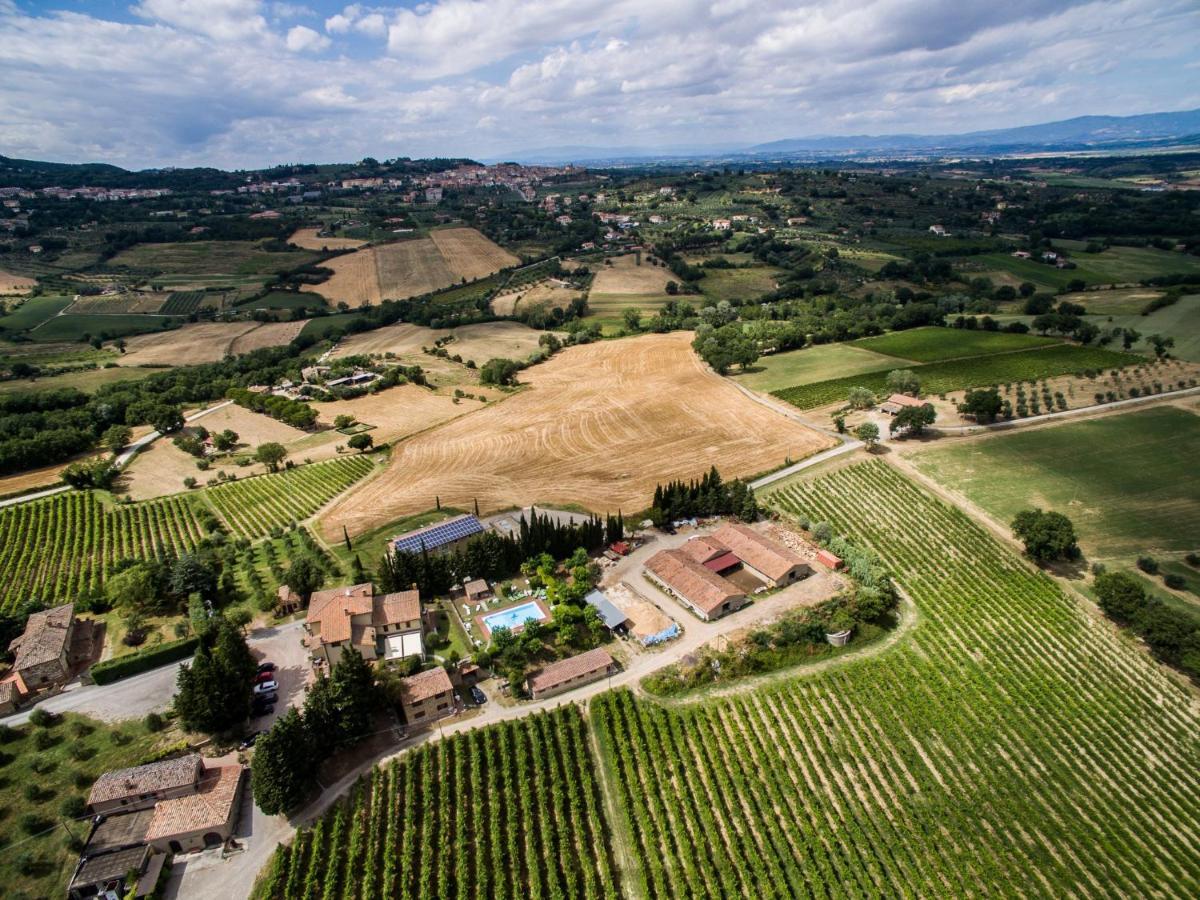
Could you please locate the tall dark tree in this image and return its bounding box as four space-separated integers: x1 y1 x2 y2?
251 708 315 815
1011 509 1079 563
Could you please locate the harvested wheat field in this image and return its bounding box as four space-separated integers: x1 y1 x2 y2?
332 322 439 358
447 322 558 364
0 269 36 295
492 280 581 316
119 322 262 365
289 227 367 251
375 239 455 299
229 321 306 354
429 227 519 281
590 253 674 296
301 248 382 307
319 332 834 539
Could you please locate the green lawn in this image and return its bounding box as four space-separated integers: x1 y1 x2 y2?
974 246 1200 291
0 295 74 332
733 342 909 393
773 344 1138 410
909 405 1200 560
1085 294 1200 362
0 365 156 395
850 326 1060 363
0 713 166 900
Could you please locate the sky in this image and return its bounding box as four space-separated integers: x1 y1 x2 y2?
1 0 1198 169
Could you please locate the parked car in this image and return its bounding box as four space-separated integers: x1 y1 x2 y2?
253 680 278 695
257 661 276 674
253 691 278 706
471 686 487 705
252 703 275 719
253 670 275 684
238 731 262 750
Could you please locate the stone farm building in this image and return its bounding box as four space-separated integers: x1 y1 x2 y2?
399 666 457 725
10 602 74 687
880 393 926 415
644 524 811 621
71 754 244 898
304 583 424 671
526 648 616 700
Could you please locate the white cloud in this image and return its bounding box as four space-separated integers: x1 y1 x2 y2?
326 5 388 38
286 24 329 52
132 0 270 41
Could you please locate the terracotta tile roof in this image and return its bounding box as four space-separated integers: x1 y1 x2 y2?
464 578 490 598
373 591 420 627
884 393 925 408
11 602 73 671
305 583 374 645
679 536 729 565
88 755 202 807
277 584 301 606
528 648 614 693
400 667 453 705
645 549 744 616
712 523 807 583
144 764 242 842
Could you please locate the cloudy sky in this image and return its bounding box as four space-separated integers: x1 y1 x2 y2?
1 0 1198 169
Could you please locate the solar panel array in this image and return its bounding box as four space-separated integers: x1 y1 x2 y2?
393 514 484 554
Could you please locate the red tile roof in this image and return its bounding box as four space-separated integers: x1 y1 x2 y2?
712 523 807 583
885 393 925 408
816 549 844 570
373 591 420 626
400 667 453 705
645 549 744 616
702 551 741 573
88 755 202 806
11 602 73 671
679 535 729 565
527 648 614 693
144 764 242 841
306 585 419 648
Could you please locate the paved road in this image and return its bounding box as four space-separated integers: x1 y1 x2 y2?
0 483 70 509
3 621 305 727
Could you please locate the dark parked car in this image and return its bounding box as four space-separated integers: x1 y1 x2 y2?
238 732 262 750
253 670 276 684
257 662 276 674
471 686 487 705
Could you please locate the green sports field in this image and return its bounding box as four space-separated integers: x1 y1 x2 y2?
733 342 910 393
850 326 1059 362
909 405 1200 560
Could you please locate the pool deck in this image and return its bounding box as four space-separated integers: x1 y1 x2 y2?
475 597 552 640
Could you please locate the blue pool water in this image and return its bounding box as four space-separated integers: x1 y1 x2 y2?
481 601 545 633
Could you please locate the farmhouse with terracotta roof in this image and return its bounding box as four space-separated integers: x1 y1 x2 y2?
9 602 75 688
880 393 926 415
526 648 616 700
644 549 747 621
710 523 811 586
304 583 424 669
398 666 456 725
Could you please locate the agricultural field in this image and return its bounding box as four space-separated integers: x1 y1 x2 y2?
697 266 784 304
429 226 520 281
118 322 263 366
65 293 167 315
972 245 1200 291
907 405 1200 561
586 459 1200 897
288 227 367 251
492 279 582 317
1052 288 1166 316
0 365 156 396
160 290 207 315
204 454 377 539
334 320 552 369
319 332 833 540
774 344 1139 410
375 238 456 299
107 240 317 280
253 707 619 900
235 290 327 313
301 247 383 307
0 267 37 294
0 294 74 331
732 343 908 394
0 491 204 613
30 314 183 343
849 326 1060 363
1086 294 1200 363
228 321 306 355
587 254 675 330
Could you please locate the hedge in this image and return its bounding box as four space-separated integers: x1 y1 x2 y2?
90 637 199 685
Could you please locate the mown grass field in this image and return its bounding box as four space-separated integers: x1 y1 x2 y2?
30 314 184 342
697 266 783 303
773 344 1138 409
108 241 317 277
0 295 74 332
733 342 909 393
1089 294 1200 362
849 326 1060 363
0 365 155 396
908 405 1200 560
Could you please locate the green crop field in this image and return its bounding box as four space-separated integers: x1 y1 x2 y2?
252 707 619 900
733 342 909 393
850 326 1060 362
237 290 327 312
909 405 1200 560
30 314 183 342
300 312 367 340
0 295 74 332
1086 294 1200 362
975 245 1200 291
0 365 156 396
108 241 317 277
773 344 1138 409
203 454 376 538
697 266 784 303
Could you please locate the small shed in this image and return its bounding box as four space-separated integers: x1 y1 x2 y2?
880 394 925 415
816 549 844 570
585 590 630 634
464 578 492 603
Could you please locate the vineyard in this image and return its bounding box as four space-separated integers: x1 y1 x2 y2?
204 455 375 539
590 460 1200 897
160 290 206 315
773 344 1139 409
0 492 204 613
252 707 620 900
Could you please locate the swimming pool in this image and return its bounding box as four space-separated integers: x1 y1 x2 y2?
479 600 548 636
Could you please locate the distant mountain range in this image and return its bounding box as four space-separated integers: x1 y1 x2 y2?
494 108 1200 166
